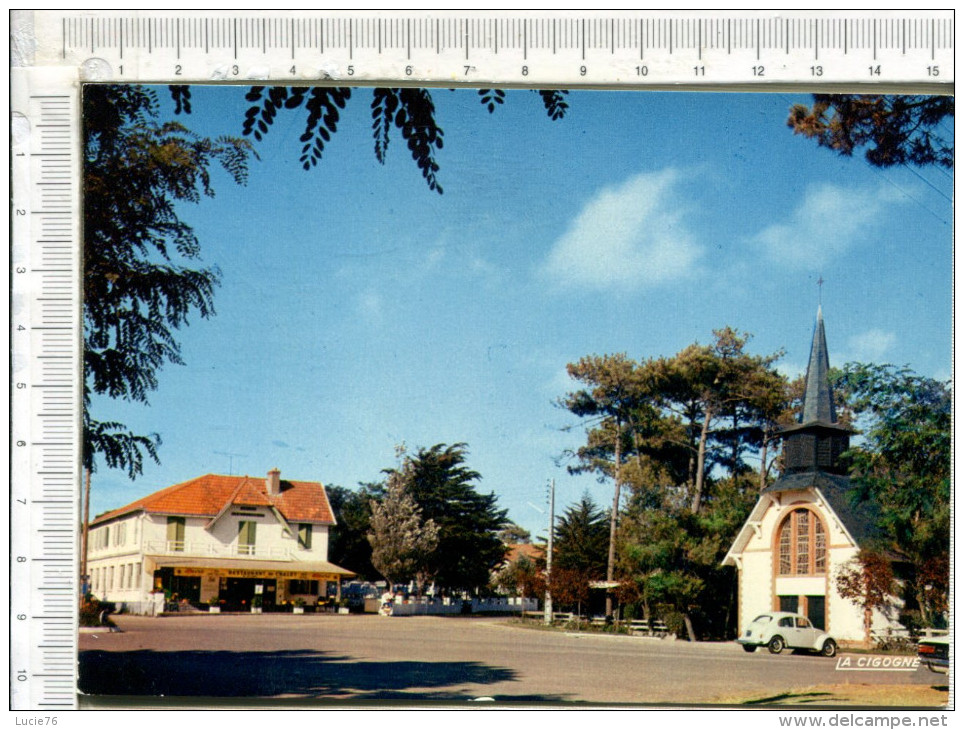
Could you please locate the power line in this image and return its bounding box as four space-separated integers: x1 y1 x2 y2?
900 163 953 204
874 168 949 227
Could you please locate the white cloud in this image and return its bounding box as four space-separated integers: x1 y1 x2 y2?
541 169 702 291
752 183 905 268
846 329 897 363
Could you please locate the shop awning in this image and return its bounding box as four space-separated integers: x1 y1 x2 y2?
145 554 355 578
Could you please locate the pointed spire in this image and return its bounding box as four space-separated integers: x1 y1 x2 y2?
800 306 837 424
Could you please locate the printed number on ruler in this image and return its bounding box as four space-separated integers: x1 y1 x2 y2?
24 11 956 85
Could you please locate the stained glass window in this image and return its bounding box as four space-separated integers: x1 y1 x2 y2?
776 508 827 576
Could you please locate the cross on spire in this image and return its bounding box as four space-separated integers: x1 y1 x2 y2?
817 276 825 306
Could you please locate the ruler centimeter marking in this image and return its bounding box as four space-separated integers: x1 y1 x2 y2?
9 9 953 711
31 11 955 84
11 71 81 710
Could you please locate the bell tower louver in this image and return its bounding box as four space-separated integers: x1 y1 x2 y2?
777 306 851 476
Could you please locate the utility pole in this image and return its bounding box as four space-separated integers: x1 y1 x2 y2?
543 478 555 625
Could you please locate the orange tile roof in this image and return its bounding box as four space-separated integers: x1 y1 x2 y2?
506 543 543 564
92 473 336 526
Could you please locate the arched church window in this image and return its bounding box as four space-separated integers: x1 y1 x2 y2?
777 508 827 576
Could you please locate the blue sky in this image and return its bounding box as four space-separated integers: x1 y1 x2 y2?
90 87 952 538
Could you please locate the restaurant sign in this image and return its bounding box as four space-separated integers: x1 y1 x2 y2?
174 567 334 580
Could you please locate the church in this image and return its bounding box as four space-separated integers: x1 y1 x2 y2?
723 308 900 645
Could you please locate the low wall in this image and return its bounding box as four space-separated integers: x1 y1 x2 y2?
471 597 539 613
365 596 540 615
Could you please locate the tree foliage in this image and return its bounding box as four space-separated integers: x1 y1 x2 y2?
553 493 609 579
83 84 253 477
836 363 950 627
835 550 898 643
383 443 507 593
788 95 953 169
326 484 378 579
173 85 567 193
498 522 532 545
367 470 439 590
562 329 787 634
548 566 593 617
494 554 545 600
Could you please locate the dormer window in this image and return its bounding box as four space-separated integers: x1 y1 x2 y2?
238 520 257 556
166 517 185 552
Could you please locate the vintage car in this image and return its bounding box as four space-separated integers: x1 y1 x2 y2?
917 635 949 674
737 611 837 657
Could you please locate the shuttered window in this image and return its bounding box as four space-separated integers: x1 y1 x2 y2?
167 517 185 552
238 521 257 555
298 523 312 550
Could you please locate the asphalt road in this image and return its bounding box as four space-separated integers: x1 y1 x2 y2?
78 613 937 707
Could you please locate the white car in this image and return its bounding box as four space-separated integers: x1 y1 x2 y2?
738 611 838 657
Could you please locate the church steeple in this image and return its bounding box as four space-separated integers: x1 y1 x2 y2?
800 306 836 425
779 307 851 475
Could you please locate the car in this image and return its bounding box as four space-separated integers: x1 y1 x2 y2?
917 635 949 674
737 611 838 657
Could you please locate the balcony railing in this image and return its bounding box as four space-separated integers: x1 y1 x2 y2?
144 540 293 560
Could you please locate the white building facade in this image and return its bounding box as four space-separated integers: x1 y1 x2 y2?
87 469 353 613
723 309 900 645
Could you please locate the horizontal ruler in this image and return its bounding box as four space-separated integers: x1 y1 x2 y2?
23 10 955 85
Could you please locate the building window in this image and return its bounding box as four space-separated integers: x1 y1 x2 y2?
238 521 257 555
167 517 185 552
298 523 312 550
114 522 127 546
777 508 826 576
289 579 319 595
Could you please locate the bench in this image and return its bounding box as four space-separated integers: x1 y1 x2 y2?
629 619 650 634
871 627 913 650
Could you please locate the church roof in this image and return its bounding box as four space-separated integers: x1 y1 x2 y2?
762 471 880 546
802 305 836 424
780 306 852 436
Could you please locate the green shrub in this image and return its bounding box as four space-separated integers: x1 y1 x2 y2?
662 611 686 638
79 597 115 628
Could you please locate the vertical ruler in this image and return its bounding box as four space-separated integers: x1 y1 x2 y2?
11 67 81 711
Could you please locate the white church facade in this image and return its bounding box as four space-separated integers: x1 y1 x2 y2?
723 309 900 645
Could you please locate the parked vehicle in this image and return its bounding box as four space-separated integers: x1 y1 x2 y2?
917 635 949 674
737 611 837 657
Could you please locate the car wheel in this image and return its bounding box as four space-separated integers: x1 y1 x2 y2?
767 636 785 655
821 639 837 658
742 644 757 653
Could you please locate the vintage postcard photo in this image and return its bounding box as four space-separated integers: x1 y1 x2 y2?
77 83 951 708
